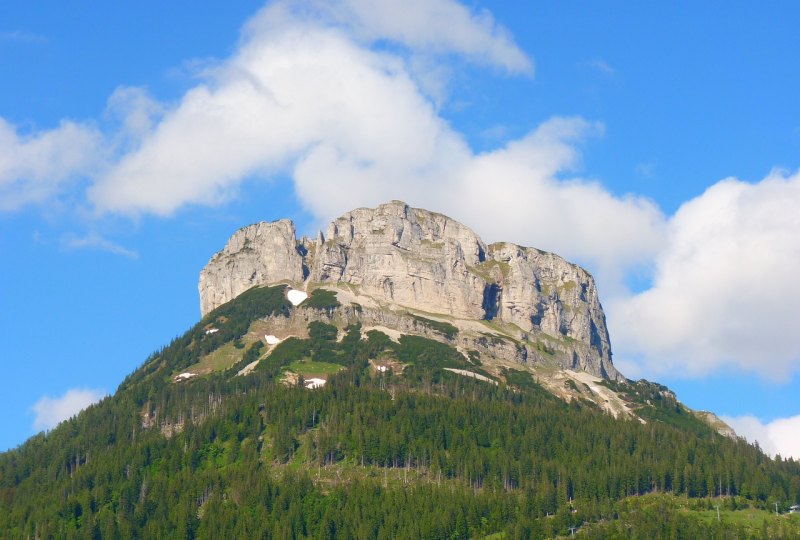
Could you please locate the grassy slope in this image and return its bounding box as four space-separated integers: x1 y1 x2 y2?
573 493 800 539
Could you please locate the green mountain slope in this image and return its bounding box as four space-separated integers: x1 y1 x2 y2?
1 285 799 539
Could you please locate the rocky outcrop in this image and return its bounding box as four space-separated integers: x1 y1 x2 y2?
199 201 621 380
199 220 304 316
310 203 487 319
693 411 738 438
486 242 613 374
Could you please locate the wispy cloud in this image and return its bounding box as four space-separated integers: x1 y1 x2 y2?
582 58 615 76
62 232 139 259
314 0 534 74
634 162 656 179
32 388 106 431
721 413 800 459
0 30 48 44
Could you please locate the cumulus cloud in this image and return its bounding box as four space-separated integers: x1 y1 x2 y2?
83 0 662 293
610 170 800 380
0 118 102 211
0 0 663 291
290 115 664 288
722 414 800 460
87 0 531 216
0 1 659 289
90 14 460 215
1 0 527 218
31 388 106 432
10 0 798 385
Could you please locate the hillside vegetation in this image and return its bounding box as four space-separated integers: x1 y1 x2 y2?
1 285 798 539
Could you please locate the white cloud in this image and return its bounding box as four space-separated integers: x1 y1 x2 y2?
0 118 102 211
722 414 800 460
308 0 533 74
104 86 165 145
291 116 664 290
87 0 530 215
2 0 797 389
1 2 659 290
31 388 106 432
90 14 462 215
61 232 139 259
610 170 800 380
2 0 528 218
8 0 793 387
83 0 662 293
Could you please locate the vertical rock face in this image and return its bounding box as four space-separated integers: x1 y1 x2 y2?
198 220 304 316
485 242 613 378
310 202 488 319
198 201 620 380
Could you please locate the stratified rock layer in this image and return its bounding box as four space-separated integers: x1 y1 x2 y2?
199 201 620 380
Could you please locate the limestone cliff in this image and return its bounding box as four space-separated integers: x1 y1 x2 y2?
199 201 621 380
199 220 304 316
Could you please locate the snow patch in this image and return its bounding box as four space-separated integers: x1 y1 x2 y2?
205 328 219 334
304 377 326 389
175 372 196 381
265 334 281 345
287 289 308 306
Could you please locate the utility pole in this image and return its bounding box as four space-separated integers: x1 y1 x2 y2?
715 505 720 522
568 526 577 537
776 502 780 516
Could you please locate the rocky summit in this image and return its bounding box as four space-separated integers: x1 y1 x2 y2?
199 200 621 381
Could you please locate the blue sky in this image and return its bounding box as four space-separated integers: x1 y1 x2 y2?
2 1 800 457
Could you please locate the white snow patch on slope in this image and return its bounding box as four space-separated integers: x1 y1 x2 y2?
287 289 308 306
265 334 281 345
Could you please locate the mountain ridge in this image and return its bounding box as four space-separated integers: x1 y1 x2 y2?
199 200 620 381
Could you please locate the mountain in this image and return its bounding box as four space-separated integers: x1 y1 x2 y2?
195 200 716 426
2 201 798 539
200 200 618 378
